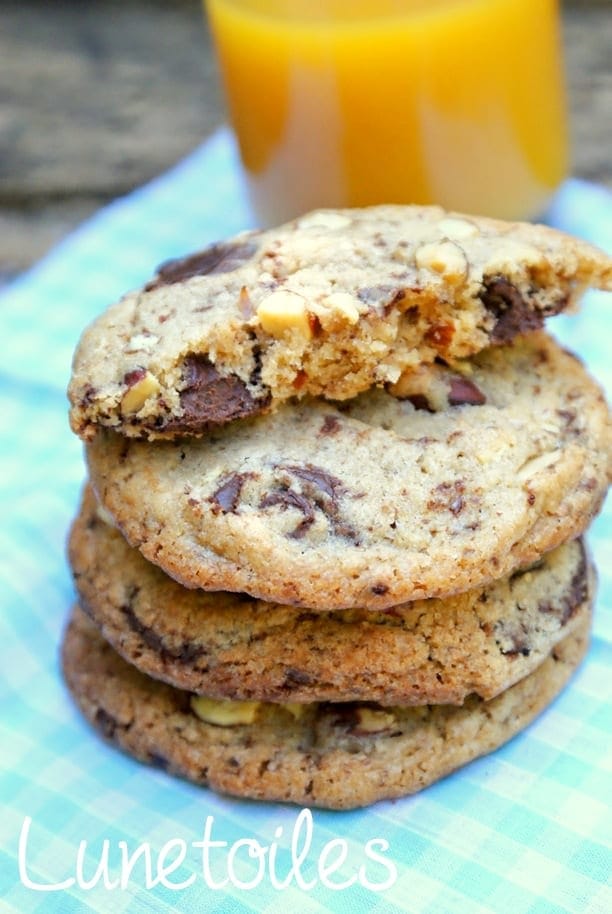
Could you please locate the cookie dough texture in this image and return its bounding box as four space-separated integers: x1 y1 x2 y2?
70 485 593 706
61 606 590 810
86 333 611 609
68 204 612 440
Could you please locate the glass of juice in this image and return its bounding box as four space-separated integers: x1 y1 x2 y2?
205 0 568 225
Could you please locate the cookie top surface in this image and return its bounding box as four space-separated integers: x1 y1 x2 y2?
61 606 590 809
86 333 610 609
68 204 612 440
70 485 593 706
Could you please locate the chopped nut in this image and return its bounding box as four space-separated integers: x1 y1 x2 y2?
238 285 254 318
354 707 396 733
437 217 479 240
125 333 159 354
297 211 351 231
320 292 361 324
389 364 447 410
256 290 312 338
281 702 308 720
120 371 161 415
95 503 117 527
517 451 560 482
191 696 260 726
415 241 468 280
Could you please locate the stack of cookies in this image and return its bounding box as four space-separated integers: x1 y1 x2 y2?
63 205 612 809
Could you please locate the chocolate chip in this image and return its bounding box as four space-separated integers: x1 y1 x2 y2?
499 634 531 657
371 583 389 595
323 702 361 727
145 240 259 290
285 464 344 500
260 489 315 538
406 393 434 412
319 415 341 436
448 376 486 406
480 277 548 342
164 355 269 432
123 368 147 387
120 591 207 664
284 668 313 686
81 384 98 406
428 480 466 514
209 472 254 514
262 464 360 543
94 707 118 739
538 542 588 626
149 752 170 771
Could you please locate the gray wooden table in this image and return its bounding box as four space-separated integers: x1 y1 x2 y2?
1 0 610 285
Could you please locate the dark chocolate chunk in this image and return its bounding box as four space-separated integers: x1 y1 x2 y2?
284 668 313 686
406 393 435 412
448 376 486 406
260 489 315 539
499 633 531 657
248 338 264 387
120 590 207 664
94 707 119 739
209 472 254 514
538 541 588 626
428 480 466 515
164 355 269 432
123 368 147 387
285 464 344 500
319 415 341 436
480 277 544 342
261 464 360 543
145 240 259 290
371 583 389 595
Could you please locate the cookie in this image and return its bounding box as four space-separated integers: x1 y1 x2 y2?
86 333 610 609
61 606 590 809
68 204 612 440
70 484 593 706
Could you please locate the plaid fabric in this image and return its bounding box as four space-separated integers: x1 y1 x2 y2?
0 127 610 914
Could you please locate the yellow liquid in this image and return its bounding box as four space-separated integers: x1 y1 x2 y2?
206 0 568 224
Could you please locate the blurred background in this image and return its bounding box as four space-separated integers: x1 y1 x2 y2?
1 0 610 286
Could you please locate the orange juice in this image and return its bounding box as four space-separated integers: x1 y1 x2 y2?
206 0 568 224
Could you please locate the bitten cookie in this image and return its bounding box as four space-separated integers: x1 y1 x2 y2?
86 333 610 609
68 204 612 440
61 606 591 810
70 484 593 706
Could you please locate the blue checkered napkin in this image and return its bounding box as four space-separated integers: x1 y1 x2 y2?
1 128 611 914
